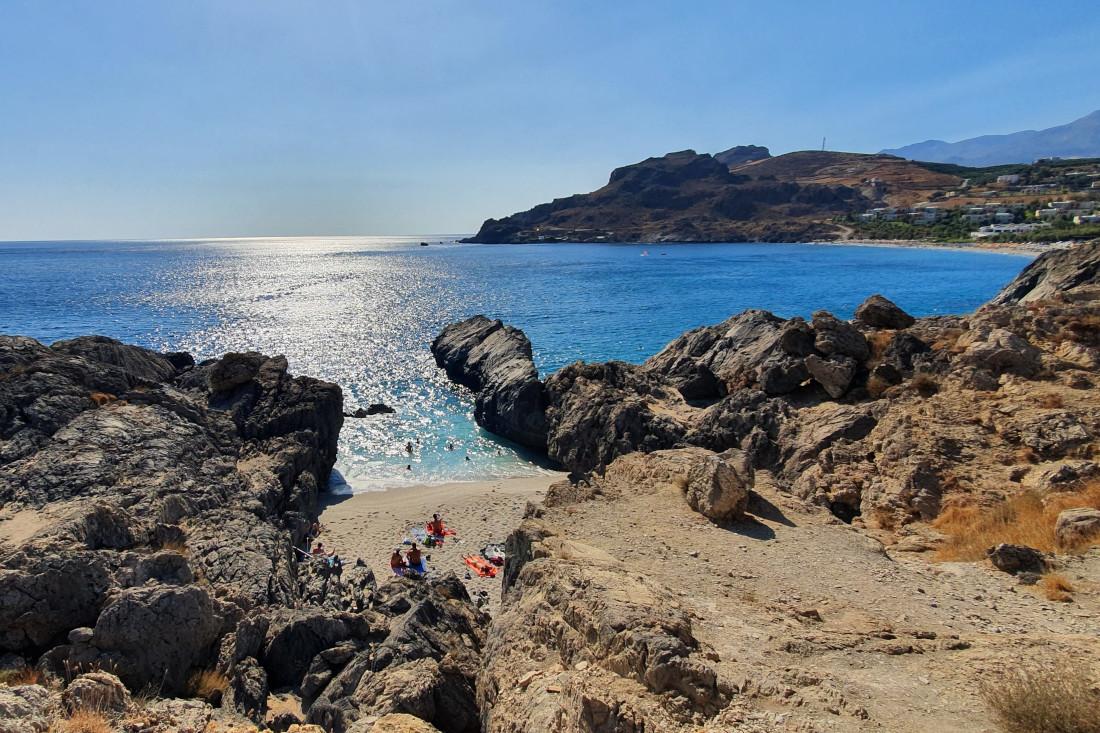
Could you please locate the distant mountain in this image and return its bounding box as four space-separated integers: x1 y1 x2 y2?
882 110 1100 166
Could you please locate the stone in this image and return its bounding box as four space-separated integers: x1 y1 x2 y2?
207 352 264 393
1054 507 1100 548
804 354 857 398
957 328 1041 377
62 671 132 714
812 311 870 361
683 452 752 521
0 684 50 733
854 294 915 329
67 627 94 644
990 240 1100 304
987 543 1046 574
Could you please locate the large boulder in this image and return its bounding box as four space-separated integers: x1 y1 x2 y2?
853 294 915 329
431 316 548 451
987 543 1046 574
811 311 870 361
804 354 857 398
683 450 753 521
956 328 1042 377
0 684 51 733
1054 507 1100 549
62 671 131 714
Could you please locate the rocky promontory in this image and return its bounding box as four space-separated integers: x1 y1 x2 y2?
0 338 487 732
435 242 1100 731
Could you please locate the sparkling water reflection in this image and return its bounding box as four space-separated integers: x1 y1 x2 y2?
0 237 1031 491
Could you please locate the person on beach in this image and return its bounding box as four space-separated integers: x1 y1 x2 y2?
390 548 407 576
311 541 326 556
405 542 425 575
428 513 445 537
406 464 412 471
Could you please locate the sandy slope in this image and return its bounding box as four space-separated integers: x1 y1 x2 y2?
317 475 561 612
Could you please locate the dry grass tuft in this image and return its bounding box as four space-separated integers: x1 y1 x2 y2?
866 331 894 363
931 327 966 353
866 373 892 399
1037 392 1066 409
88 392 116 407
909 372 939 397
1040 573 1076 602
49 709 115 733
0 666 45 686
187 669 228 705
158 539 188 555
934 483 1100 561
981 663 1100 733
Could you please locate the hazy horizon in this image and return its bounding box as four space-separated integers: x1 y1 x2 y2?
3 0 1099 240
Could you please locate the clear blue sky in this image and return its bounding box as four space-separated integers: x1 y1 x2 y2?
2 0 1099 240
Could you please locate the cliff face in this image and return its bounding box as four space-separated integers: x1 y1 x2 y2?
0 337 486 732
438 242 1100 731
465 150 868 244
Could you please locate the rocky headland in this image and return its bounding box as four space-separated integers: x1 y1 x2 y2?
3 243 1100 733
433 241 1100 731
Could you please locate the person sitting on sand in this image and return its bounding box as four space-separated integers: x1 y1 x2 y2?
311 541 326 555
428 513 445 537
405 543 426 575
390 548 407 576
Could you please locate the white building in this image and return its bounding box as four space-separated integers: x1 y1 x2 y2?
996 174 1021 185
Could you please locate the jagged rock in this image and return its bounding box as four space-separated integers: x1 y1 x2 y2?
62 671 131 714
987 543 1046 574
989 240 1100 305
0 684 50 733
956 328 1041 377
430 316 548 451
483 520 726 732
82 583 225 694
812 311 870 361
854 294 915 329
882 332 931 372
544 361 688 473
1054 507 1100 548
224 656 268 719
804 354 857 398
207 352 264 394
758 354 809 395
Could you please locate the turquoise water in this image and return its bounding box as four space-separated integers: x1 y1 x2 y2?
0 237 1031 490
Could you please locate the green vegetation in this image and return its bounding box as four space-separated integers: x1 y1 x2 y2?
912 157 1100 187
842 211 977 242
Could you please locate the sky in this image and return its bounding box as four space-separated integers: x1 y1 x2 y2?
2 1 1099 240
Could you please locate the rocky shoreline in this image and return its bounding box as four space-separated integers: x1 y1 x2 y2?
2 243 1100 732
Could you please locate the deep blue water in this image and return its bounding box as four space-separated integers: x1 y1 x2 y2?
0 237 1031 490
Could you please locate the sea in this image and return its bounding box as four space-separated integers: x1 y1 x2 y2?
0 237 1031 492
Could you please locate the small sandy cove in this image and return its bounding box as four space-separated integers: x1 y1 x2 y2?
317 475 561 611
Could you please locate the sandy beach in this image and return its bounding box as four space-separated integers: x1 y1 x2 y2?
317 474 562 613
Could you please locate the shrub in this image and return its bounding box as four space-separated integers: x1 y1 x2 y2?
866 373 891 398
187 669 228 705
909 372 939 397
1037 393 1065 409
981 663 1100 733
1040 573 1075 602
88 392 115 407
0 666 44 686
934 482 1100 561
49 709 114 733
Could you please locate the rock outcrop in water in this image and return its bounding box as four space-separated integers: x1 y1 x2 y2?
434 243 1100 528
0 336 487 732
430 315 548 451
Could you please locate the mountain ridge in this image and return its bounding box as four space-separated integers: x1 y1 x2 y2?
882 109 1100 165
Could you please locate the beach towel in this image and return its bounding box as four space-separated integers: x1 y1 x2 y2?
481 543 505 566
426 522 457 538
464 555 497 578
